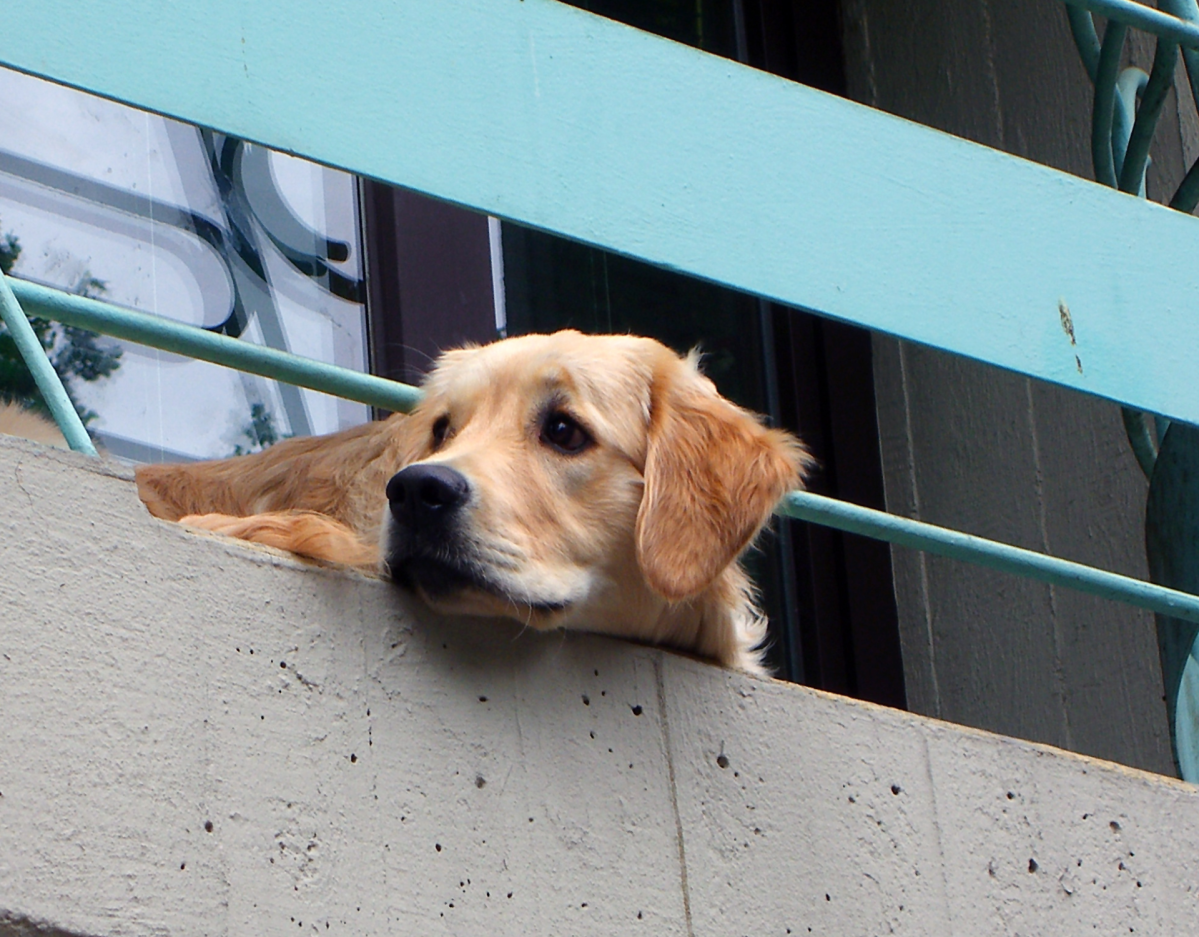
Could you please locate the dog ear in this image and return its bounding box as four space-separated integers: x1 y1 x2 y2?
635 357 810 602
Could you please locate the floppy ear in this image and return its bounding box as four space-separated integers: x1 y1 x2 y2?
635 358 810 602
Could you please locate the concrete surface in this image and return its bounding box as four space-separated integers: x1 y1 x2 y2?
0 434 1197 936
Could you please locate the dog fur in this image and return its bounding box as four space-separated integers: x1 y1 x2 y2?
136 331 810 674
0 401 68 448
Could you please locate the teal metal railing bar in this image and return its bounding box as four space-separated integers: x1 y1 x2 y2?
7 277 423 417
0 273 97 456
780 492 1199 627
9 272 1199 637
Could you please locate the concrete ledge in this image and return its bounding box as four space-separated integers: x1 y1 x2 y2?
0 435 1196 936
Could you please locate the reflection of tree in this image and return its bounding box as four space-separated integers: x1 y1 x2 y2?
0 222 122 426
230 401 290 456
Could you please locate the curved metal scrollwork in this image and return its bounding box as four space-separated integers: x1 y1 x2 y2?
1067 0 1199 781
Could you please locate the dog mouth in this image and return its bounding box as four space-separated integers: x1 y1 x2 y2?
388 553 571 615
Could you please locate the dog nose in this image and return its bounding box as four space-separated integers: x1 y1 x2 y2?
387 464 470 529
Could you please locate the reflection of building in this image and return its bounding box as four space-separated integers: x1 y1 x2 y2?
0 67 370 461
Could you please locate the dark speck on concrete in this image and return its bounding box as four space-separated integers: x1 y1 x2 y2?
631 705 643 716
1028 858 1039 873
204 820 213 833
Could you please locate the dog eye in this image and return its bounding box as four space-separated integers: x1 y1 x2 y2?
431 415 451 448
541 411 591 454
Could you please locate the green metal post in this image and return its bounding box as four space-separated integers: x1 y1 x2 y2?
0 272 97 456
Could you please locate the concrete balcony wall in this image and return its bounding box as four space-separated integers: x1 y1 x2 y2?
0 434 1196 936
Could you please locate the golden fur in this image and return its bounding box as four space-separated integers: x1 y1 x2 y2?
136 331 810 674
0 401 68 448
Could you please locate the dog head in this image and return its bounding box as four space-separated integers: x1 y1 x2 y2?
382 330 809 673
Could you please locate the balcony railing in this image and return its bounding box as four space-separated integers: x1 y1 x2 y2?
5 0 1199 776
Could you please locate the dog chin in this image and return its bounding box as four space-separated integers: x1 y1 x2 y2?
389 555 573 622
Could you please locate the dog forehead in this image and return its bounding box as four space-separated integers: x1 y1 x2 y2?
425 331 661 418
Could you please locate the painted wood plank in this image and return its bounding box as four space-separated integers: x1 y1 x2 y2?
5 0 1199 422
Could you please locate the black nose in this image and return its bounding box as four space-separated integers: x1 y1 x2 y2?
387 464 470 529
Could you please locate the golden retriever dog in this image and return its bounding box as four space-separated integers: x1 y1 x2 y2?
136 331 810 675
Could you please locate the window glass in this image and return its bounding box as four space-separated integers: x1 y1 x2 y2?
0 66 369 462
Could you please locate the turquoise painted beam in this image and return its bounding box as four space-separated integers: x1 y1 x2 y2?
6 1 1199 423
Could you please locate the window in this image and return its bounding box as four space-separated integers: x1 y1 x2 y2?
0 66 369 462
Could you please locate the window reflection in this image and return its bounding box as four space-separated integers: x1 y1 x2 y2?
0 66 369 462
